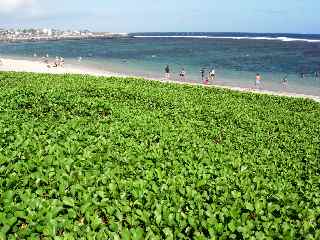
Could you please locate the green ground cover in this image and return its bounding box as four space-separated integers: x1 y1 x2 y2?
0 72 319 239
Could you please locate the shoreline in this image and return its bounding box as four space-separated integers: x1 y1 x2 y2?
0 57 319 103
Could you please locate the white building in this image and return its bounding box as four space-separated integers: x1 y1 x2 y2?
42 28 52 36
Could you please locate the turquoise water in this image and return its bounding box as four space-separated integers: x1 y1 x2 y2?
1 32 320 96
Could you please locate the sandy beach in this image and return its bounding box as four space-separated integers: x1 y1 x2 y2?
0 57 319 103
0 58 121 77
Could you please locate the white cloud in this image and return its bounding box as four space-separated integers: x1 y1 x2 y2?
0 0 35 13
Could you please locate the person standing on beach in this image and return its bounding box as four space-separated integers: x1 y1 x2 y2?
179 68 186 81
209 68 215 81
44 54 49 64
255 73 261 89
53 57 59 67
60 57 65 67
200 68 205 81
165 65 170 79
281 75 288 88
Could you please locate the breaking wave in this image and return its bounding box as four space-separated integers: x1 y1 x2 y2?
133 35 320 43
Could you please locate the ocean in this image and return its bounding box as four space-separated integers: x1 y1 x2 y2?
1 32 320 96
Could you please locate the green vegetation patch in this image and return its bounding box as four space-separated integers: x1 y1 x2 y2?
0 72 319 239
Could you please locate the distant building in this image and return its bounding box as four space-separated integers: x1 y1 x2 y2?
0 27 128 42
42 28 52 36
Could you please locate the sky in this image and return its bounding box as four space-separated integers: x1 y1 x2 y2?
0 0 319 33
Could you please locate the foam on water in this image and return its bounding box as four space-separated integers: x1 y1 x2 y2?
133 35 320 43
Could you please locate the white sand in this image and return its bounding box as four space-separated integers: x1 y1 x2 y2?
0 57 319 103
0 58 121 77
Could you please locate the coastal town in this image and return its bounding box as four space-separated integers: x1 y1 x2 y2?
0 28 129 42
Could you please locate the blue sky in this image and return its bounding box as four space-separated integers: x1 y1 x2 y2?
0 0 319 33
